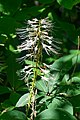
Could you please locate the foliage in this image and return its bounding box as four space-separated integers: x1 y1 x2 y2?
0 0 80 120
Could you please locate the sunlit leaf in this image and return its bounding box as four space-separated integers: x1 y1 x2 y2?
36 80 48 93
48 98 73 115
35 108 77 120
57 0 80 9
16 93 29 107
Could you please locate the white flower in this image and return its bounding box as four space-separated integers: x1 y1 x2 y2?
16 17 59 80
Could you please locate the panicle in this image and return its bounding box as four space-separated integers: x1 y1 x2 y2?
16 17 59 58
16 17 59 80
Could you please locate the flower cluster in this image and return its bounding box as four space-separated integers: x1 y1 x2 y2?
16 17 59 81
16 17 61 119
17 18 59 56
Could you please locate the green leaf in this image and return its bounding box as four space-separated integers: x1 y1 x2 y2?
6 49 24 89
0 86 11 95
40 96 51 104
0 65 7 72
50 52 80 76
0 16 21 34
59 22 76 42
1 99 13 108
57 77 80 96
69 50 80 54
73 72 80 78
48 98 73 115
9 92 21 106
50 54 74 74
0 0 22 15
69 94 80 108
35 108 77 120
16 93 29 107
72 54 80 64
0 3 4 12
36 80 48 93
36 92 45 99
0 110 26 120
57 0 80 9
67 89 80 96
48 11 76 43
70 77 80 83
14 6 45 21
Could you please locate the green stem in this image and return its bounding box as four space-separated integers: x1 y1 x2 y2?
27 19 43 120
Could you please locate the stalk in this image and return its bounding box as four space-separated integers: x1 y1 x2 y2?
27 20 43 120
16 17 58 120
